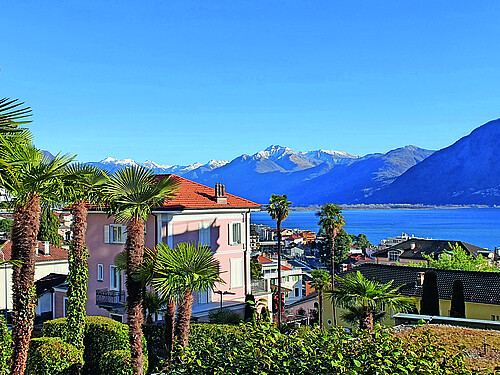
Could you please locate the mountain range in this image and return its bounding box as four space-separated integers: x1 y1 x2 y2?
86 119 500 205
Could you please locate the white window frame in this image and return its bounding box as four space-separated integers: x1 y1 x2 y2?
97 264 104 282
110 265 122 291
230 257 244 289
104 224 127 244
388 250 400 262
228 222 242 246
198 288 212 304
199 222 211 246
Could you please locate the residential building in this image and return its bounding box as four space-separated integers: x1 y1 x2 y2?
80 176 261 323
378 232 423 248
323 263 500 328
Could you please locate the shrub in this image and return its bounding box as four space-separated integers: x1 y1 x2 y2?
208 309 242 324
100 350 133 375
0 316 11 375
43 316 147 375
27 337 83 375
143 324 165 373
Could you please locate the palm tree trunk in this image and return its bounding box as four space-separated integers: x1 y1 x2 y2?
66 201 88 353
318 291 323 329
126 219 146 375
360 309 374 333
175 290 193 348
330 228 339 325
10 195 40 375
164 301 176 362
277 220 282 328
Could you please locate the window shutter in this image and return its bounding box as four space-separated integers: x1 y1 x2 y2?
228 223 233 245
121 225 127 244
104 225 110 244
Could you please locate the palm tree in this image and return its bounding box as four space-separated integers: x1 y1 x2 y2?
104 166 178 375
266 194 291 328
310 269 331 329
326 271 415 332
151 242 223 348
0 98 32 133
0 135 74 375
62 164 108 352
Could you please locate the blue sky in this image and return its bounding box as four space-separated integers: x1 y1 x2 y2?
2 1 500 165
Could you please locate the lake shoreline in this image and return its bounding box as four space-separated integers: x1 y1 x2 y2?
255 204 496 212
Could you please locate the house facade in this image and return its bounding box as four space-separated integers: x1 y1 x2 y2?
82 176 261 322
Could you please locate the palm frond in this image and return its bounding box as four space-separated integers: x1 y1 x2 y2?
0 98 32 132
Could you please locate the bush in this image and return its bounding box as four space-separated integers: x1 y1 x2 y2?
0 316 11 375
27 337 83 375
168 322 479 375
143 324 165 373
100 350 133 375
43 316 147 375
208 309 242 324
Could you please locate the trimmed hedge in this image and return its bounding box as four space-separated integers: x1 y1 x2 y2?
100 350 134 375
0 316 11 375
43 316 147 375
27 337 83 375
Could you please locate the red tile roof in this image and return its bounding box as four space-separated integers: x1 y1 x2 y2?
280 264 292 271
258 255 273 264
156 175 260 210
0 241 68 262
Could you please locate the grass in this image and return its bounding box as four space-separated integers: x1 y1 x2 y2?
398 324 500 372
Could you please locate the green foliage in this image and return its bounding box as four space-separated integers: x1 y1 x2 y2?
450 279 466 318
412 242 499 272
266 194 291 222
37 208 63 246
168 322 478 374
142 324 166 373
420 271 440 316
0 315 11 375
43 316 147 375
316 203 345 238
27 337 83 375
250 257 263 280
0 98 32 131
244 294 256 322
353 234 372 252
0 219 12 235
208 309 243 324
100 350 134 375
320 229 352 267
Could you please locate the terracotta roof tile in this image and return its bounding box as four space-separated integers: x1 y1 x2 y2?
0 241 68 262
258 255 273 264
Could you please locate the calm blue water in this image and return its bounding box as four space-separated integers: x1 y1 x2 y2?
251 209 500 250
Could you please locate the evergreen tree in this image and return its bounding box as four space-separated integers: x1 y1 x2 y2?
420 271 440 316
37 208 63 246
319 229 351 268
449 279 466 318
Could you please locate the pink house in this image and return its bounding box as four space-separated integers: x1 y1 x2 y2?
82 175 262 322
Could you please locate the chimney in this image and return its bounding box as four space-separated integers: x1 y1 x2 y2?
43 241 50 256
214 182 227 205
410 242 416 250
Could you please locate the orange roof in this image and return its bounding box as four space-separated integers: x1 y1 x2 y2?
156 175 260 210
0 241 68 262
280 264 292 271
258 255 273 264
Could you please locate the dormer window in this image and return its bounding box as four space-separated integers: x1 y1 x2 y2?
388 250 400 262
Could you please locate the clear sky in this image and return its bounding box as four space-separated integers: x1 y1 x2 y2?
2 1 500 165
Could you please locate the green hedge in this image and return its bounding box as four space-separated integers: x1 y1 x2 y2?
100 350 135 375
27 337 83 375
43 316 147 375
0 316 11 375
168 323 479 375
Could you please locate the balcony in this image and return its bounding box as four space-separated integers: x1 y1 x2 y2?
96 289 125 310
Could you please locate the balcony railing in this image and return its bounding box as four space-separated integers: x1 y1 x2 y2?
96 289 125 308
251 279 269 295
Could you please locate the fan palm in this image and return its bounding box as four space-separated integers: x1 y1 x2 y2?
0 98 32 133
62 164 108 351
104 166 178 375
266 194 291 328
310 269 331 329
152 242 223 348
326 271 415 332
0 135 74 375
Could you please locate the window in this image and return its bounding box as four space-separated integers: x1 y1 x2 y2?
199 222 211 246
230 257 244 288
104 224 127 244
229 222 242 245
110 266 122 291
97 264 103 282
388 250 400 262
110 314 123 323
294 288 300 297
198 289 212 304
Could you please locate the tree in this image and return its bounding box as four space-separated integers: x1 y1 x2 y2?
62 164 108 353
266 194 291 328
0 134 74 375
0 98 32 133
413 242 499 272
354 234 372 253
104 166 178 375
310 269 331 329
250 257 263 280
318 228 351 266
420 271 440 316
316 203 345 285
449 279 465 318
0 219 12 236
326 271 415 332
37 208 63 246
151 242 223 348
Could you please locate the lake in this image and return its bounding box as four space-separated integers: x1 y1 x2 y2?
251 208 500 250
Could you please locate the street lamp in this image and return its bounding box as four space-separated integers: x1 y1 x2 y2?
213 290 236 310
